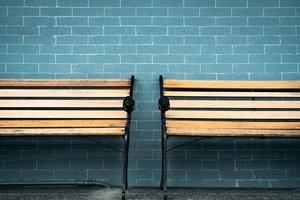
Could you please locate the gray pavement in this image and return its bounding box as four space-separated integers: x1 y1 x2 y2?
0 186 299 200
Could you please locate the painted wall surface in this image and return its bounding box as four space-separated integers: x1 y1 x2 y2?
0 0 299 187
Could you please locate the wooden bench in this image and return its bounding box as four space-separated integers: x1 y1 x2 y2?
158 75 300 200
0 76 135 200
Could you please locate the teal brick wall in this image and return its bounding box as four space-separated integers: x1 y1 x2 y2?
0 0 299 187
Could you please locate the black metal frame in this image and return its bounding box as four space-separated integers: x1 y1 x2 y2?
121 75 135 200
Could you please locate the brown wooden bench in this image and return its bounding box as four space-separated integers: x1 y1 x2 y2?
158 75 300 200
0 76 135 200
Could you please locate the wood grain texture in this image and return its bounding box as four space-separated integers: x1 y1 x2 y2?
0 120 126 128
0 100 123 108
169 100 300 109
0 128 125 136
167 128 300 137
164 80 300 90
0 79 130 87
0 110 127 119
164 91 300 98
166 110 300 119
0 89 129 98
166 121 300 129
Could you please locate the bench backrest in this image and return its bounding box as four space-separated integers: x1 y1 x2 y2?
159 76 300 137
0 77 134 136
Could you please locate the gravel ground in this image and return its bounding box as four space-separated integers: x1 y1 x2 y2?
0 186 299 200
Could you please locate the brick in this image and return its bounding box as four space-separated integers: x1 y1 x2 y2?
280 0 300 7
232 27 263 35
0 7 6 16
24 55 55 63
24 17 55 26
73 45 104 54
153 17 183 26
238 180 269 187
57 36 87 44
249 17 279 26
248 36 280 44
169 27 199 35
40 27 71 36
104 64 135 72
185 17 215 26
153 36 184 44
202 45 232 54
217 17 247 26
25 0 56 6
220 170 252 179
39 64 71 73
217 55 248 63
232 8 263 16
55 170 86 180
105 27 135 35
185 0 215 7
153 0 183 7
281 36 300 44
216 0 247 7
169 45 200 54
0 45 6 53
282 55 300 63
137 8 167 16
264 27 296 35
217 36 247 45
1 0 23 6
7 64 38 72
265 45 296 54
7 26 39 35
169 64 200 73
24 36 55 44
89 17 119 25
249 55 281 63
41 8 72 16
137 26 167 35
237 160 268 170
121 36 151 44
56 55 87 63
186 55 216 63
0 17 23 25
121 17 151 25
8 8 39 16
105 45 136 54
153 55 184 63
203 160 234 170
22 170 53 181
170 8 199 16
264 8 296 16
281 17 300 25
4 160 36 169
186 150 218 159
89 0 120 7
249 0 279 7
57 17 88 26
200 8 231 16
233 64 265 73
72 27 103 35
185 36 215 45
137 45 168 54
73 8 104 16
8 45 39 54
188 170 219 180
0 54 22 63
122 55 151 63
0 170 20 181
105 8 135 16
233 45 264 54
201 27 231 35
89 55 120 63
202 64 232 73
57 0 88 7
267 64 298 73
72 64 103 73
121 0 151 7
136 64 167 73
269 160 300 170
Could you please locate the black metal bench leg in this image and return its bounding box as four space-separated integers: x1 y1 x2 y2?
122 134 129 200
162 134 168 200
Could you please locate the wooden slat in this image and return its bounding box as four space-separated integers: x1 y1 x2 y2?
167 128 300 137
167 121 300 129
166 110 300 119
164 91 300 98
0 120 126 128
0 100 123 108
0 128 125 136
0 110 126 119
0 89 129 98
170 100 300 109
0 79 130 87
164 80 300 90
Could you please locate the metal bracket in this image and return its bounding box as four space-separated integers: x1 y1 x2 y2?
158 96 170 112
123 96 135 113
